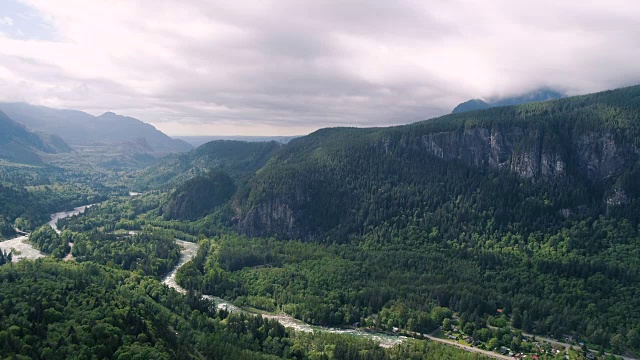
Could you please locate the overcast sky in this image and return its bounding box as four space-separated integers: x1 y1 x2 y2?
1 0 640 136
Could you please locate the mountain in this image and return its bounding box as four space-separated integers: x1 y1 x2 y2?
0 111 70 164
96 112 192 153
174 135 299 148
162 171 236 220
235 86 639 240
198 85 640 350
0 102 192 154
133 140 282 190
166 85 640 354
452 88 565 113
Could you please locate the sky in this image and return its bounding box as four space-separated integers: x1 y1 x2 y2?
1 1 640 136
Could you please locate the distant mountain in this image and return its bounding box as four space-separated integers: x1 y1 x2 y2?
0 103 192 154
173 135 299 148
0 111 70 164
452 88 565 113
133 140 282 190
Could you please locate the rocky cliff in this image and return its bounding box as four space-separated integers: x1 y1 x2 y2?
232 85 640 241
421 127 638 181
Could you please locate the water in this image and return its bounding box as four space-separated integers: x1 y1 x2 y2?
161 240 198 293
48 205 94 234
163 239 407 348
0 235 45 262
0 204 94 262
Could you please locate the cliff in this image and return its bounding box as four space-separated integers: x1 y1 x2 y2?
421 127 637 181
233 85 640 241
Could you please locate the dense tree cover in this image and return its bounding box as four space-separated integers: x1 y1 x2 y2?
0 259 490 359
0 259 290 359
163 171 236 221
29 225 69 258
70 228 181 277
178 224 640 353
218 86 640 354
0 182 107 238
291 333 490 360
58 195 167 233
0 159 120 240
133 140 281 190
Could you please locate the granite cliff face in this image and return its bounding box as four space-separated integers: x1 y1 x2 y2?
421 127 637 181
237 198 299 239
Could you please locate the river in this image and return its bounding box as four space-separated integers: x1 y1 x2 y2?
161 239 407 348
0 205 94 262
1 207 407 348
48 204 94 234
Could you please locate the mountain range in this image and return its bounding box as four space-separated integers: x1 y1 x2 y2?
0 111 71 164
147 84 640 353
174 135 298 148
0 102 192 155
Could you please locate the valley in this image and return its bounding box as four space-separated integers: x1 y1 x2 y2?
0 203 94 262
163 238 409 349
0 85 639 360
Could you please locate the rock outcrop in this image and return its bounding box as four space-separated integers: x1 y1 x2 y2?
421 127 637 181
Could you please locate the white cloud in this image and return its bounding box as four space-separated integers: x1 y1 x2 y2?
0 0 640 135
0 16 14 26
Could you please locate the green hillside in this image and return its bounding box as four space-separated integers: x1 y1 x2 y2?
174 85 640 354
133 140 282 190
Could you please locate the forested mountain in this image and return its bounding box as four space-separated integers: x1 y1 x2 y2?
0 102 192 154
452 88 565 113
163 171 236 220
177 85 640 353
133 140 282 190
236 85 640 240
3 85 640 358
0 111 70 164
174 135 298 148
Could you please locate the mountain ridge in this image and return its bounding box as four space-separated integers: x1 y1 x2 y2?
452 88 565 113
0 102 192 155
233 85 640 240
0 111 71 164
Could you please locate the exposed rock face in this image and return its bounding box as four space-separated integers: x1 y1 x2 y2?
237 198 301 239
573 133 634 180
606 188 629 206
421 127 637 181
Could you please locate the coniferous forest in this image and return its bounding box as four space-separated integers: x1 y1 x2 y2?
1 85 640 359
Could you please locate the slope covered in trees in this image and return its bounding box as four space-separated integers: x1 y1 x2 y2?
452 88 565 113
133 140 281 190
183 85 640 354
236 85 640 241
0 258 488 360
163 171 236 221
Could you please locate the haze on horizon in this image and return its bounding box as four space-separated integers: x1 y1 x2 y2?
1 0 639 136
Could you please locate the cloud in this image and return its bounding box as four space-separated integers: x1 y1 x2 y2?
0 16 14 26
0 0 640 135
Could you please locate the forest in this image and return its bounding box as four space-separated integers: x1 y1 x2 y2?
0 259 492 359
1 85 639 359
